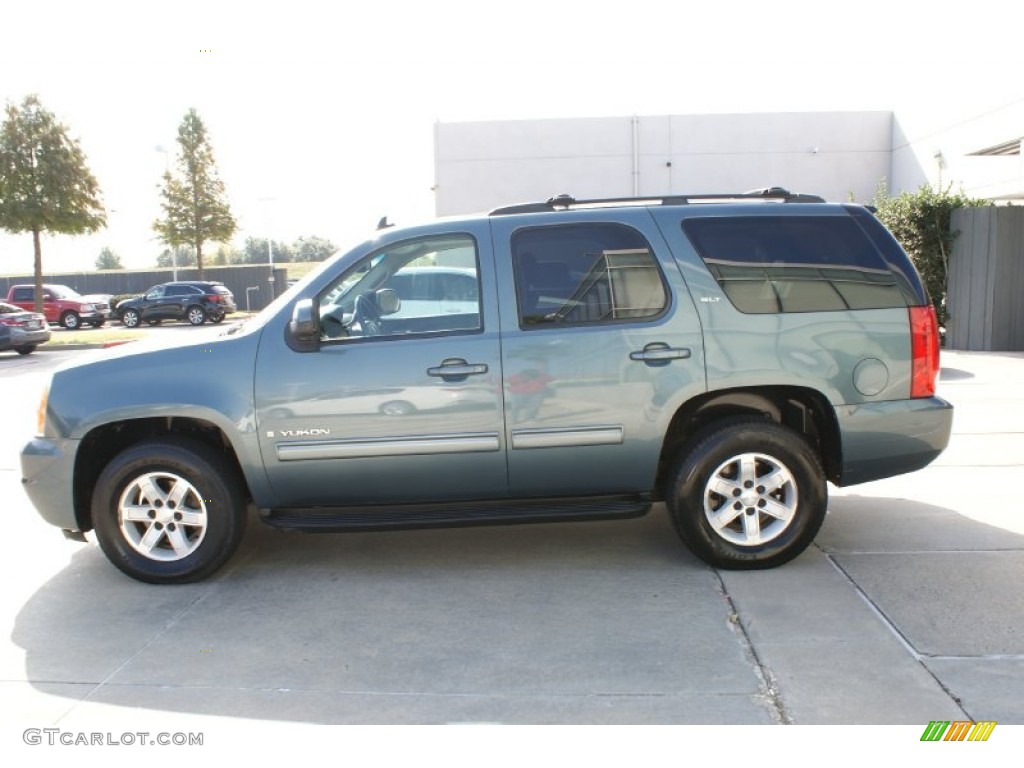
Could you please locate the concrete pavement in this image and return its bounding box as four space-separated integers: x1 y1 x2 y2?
0 349 1021 733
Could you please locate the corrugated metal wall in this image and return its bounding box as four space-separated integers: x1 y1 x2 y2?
0 265 288 312
948 207 1024 351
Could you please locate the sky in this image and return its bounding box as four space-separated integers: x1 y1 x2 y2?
1 0 1021 274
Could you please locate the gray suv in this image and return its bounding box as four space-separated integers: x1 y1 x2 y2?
21 189 952 583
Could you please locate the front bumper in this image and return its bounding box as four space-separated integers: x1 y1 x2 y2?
21 437 81 532
835 396 954 486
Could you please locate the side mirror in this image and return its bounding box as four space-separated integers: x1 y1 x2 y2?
285 298 320 352
376 288 401 316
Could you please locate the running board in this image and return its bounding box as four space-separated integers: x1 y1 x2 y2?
261 495 651 533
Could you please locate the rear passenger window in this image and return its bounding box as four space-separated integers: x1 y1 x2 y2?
512 224 668 327
682 216 911 314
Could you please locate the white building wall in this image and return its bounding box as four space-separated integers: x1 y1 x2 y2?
435 112 893 215
435 102 1024 215
890 99 1024 200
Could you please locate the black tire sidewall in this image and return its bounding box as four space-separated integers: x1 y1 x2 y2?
669 420 827 569
187 306 206 325
92 440 245 583
122 309 140 327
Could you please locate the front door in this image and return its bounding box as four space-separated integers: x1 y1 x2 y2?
254 226 507 507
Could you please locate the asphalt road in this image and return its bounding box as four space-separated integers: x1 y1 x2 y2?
1 344 1022 760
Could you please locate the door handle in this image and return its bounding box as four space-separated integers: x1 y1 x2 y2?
427 359 489 379
630 343 691 364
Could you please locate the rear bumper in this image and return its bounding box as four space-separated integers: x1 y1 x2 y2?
835 396 953 486
21 437 81 531
10 327 51 347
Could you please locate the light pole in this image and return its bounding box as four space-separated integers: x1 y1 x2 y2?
155 145 178 281
259 197 276 299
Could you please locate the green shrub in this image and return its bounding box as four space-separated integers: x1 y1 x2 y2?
873 182 988 326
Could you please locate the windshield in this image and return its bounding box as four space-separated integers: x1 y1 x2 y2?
49 285 81 299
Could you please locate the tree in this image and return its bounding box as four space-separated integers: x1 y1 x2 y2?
237 237 294 265
0 95 105 311
294 235 338 262
156 245 196 269
154 108 236 279
95 246 123 270
873 182 988 325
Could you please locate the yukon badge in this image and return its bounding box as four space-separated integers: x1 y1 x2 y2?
270 428 332 438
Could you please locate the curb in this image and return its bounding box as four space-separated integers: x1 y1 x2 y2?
43 340 140 351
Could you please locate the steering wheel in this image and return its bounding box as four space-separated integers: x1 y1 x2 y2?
352 292 382 336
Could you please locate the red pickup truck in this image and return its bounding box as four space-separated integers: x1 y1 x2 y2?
6 284 108 329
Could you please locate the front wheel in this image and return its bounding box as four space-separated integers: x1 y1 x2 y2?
186 306 207 325
92 439 247 583
121 309 141 328
667 418 827 570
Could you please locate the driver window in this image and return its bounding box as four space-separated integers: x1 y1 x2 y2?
318 234 481 341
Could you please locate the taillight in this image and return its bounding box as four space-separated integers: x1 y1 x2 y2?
909 305 940 398
205 294 222 303
0 317 18 327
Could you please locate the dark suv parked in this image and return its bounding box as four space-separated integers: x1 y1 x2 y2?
116 281 236 327
21 189 952 583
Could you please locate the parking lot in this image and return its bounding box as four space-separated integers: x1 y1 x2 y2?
0 342 1022 744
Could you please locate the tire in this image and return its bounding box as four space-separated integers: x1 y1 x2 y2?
60 311 81 330
210 313 226 324
91 319 106 328
91 438 247 584
16 345 36 355
187 306 207 325
379 400 415 416
121 309 141 328
666 418 827 569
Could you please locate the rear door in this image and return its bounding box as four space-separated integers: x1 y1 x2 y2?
489 209 707 497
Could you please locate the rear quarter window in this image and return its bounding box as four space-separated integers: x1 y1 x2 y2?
682 215 916 314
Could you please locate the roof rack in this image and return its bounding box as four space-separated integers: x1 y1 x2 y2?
488 187 825 216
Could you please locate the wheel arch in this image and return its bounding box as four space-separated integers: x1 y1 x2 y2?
656 386 841 498
72 417 252 532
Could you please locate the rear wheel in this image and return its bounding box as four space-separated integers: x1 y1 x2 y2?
667 418 827 569
92 438 247 583
210 313 226 324
16 345 36 355
60 311 81 330
186 306 207 325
